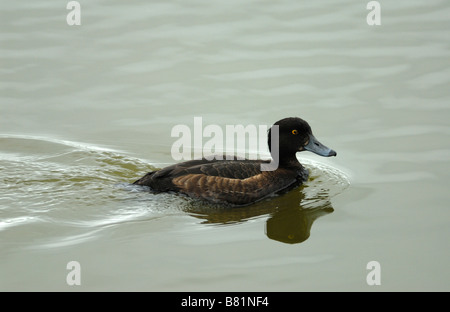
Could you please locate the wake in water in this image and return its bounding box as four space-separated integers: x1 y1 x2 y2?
0 135 184 249
0 134 349 247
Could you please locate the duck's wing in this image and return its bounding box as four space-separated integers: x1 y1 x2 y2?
172 160 299 206
133 158 216 186
136 157 265 183
177 158 266 179
134 158 301 206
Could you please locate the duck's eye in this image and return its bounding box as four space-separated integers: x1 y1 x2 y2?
292 129 298 135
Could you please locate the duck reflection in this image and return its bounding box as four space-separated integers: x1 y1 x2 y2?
185 184 334 244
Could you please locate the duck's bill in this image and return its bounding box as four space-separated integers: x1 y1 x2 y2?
304 134 337 157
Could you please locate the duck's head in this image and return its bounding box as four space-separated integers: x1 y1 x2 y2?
268 117 337 160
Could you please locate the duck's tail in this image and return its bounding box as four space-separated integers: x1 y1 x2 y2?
133 171 156 186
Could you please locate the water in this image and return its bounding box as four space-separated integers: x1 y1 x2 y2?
1 0 449 291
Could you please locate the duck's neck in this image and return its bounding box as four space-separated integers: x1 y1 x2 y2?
271 151 302 169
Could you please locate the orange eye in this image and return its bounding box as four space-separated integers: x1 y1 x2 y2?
292 129 298 135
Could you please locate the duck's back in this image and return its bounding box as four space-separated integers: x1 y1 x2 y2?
133 157 308 206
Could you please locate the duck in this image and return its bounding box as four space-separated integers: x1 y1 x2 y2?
133 117 336 207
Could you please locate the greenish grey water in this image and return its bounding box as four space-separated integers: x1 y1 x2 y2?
1 0 449 291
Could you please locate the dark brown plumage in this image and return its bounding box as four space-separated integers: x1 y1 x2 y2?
133 117 336 206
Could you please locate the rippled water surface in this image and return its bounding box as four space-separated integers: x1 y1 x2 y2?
1 0 449 291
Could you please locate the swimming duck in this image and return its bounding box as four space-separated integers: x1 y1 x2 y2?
133 117 336 206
